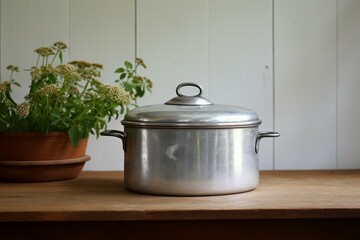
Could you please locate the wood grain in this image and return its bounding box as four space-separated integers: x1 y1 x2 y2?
0 170 359 222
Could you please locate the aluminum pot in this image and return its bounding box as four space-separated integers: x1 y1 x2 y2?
101 82 279 196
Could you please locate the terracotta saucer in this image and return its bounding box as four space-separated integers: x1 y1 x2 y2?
0 155 90 182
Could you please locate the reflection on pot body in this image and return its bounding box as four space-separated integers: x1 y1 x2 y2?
124 127 259 195
166 144 179 161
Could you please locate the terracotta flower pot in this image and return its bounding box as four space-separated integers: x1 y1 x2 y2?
0 132 90 182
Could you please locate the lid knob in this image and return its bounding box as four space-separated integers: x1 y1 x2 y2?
165 82 213 106
176 82 203 97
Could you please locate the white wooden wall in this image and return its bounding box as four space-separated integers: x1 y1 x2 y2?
1 0 359 170
274 0 338 169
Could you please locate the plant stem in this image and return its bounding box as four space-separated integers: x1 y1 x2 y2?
51 50 60 66
0 116 10 126
9 70 14 82
36 55 40 67
52 77 67 112
79 78 90 98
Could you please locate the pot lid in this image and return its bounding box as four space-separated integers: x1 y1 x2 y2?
122 82 261 128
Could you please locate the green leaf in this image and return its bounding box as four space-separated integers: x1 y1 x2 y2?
68 125 81 147
120 73 127 80
115 67 125 73
4 91 17 106
124 83 133 92
124 61 133 69
13 82 21 87
136 86 145 97
59 51 63 63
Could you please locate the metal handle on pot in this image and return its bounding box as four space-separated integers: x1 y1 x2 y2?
255 131 280 154
176 82 203 97
100 130 127 151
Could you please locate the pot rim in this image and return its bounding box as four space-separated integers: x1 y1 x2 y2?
121 120 262 128
0 155 91 166
0 131 68 137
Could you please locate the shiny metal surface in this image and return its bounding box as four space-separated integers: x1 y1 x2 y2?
123 127 260 196
124 82 261 128
101 82 280 196
123 104 261 127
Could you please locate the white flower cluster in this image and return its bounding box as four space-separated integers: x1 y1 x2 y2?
34 47 54 57
53 41 67 50
30 65 58 81
6 65 19 72
16 102 30 118
0 82 10 92
56 64 81 82
69 61 102 79
35 84 60 97
105 85 130 105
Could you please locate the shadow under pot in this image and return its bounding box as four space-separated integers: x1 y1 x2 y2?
101 82 279 196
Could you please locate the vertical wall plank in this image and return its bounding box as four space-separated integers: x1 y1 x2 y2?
0 0 69 103
274 0 337 169
338 0 360 169
209 0 274 169
69 0 135 170
136 0 209 105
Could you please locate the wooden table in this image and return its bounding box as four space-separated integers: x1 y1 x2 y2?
0 170 360 239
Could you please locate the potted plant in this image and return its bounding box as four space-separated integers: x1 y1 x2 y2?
0 41 152 182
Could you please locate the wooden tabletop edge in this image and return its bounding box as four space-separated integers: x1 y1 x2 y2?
1 208 360 222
